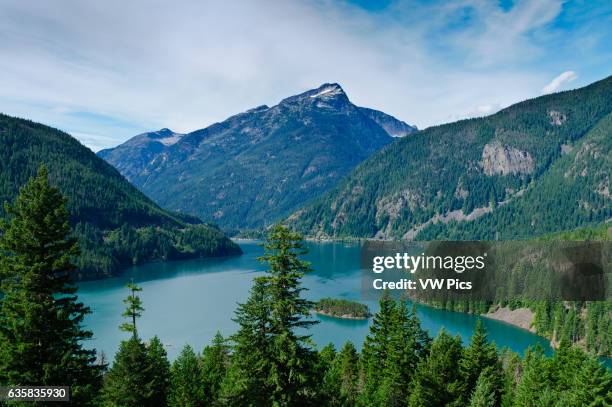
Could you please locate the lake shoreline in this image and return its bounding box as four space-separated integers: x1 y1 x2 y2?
313 310 370 320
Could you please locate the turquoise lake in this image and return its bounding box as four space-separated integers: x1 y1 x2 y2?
77 240 558 360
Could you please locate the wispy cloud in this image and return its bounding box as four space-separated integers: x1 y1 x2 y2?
542 71 579 94
0 0 609 151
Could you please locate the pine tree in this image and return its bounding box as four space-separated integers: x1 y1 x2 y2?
101 283 155 406
0 166 102 405
258 224 319 404
460 319 501 402
201 331 230 405
468 368 497 407
168 345 205 407
120 282 144 336
377 301 430 406
359 291 397 406
221 277 273 406
512 346 553 407
337 341 359 406
101 336 154 406
571 356 612 406
318 343 342 406
147 336 171 407
408 330 464 407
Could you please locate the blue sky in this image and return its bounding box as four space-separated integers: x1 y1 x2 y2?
0 0 610 151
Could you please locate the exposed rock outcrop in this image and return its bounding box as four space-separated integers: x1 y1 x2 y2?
480 141 534 176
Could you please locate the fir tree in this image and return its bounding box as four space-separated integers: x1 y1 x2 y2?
469 368 498 407
258 224 319 404
512 346 553 407
377 301 430 406
318 343 343 406
221 278 273 406
460 319 501 402
101 336 154 407
120 282 144 336
0 166 102 405
359 291 397 406
147 336 171 407
101 283 155 406
201 331 230 405
571 356 612 406
168 345 204 407
408 330 464 407
337 341 359 406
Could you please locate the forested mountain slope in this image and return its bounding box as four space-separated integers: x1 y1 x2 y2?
289 76 612 239
99 83 416 230
0 114 241 280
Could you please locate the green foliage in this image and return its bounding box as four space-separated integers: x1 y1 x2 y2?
200 331 229 405
223 225 319 405
120 283 144 336
0 166 103 405
459 320 502 403
361 294 431 406
469 368 498 407
336 341 360 406
314 297 371 318
101 336 155 407
168 345 205 407
290 76 612 240
408 330 464 407
0 113 241 280
147 336 171 407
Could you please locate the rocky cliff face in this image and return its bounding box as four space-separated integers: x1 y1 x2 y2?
480 142 534 176
99 83 415 229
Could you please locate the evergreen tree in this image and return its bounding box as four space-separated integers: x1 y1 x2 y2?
571 356 612 406
359 291 397 405
408 330 464 407
512 346 553 407
221 278 273 406
0 166 102 405
377 301 430 406
460 319 501 403
120 282 144 336
258 224 319 404
168 345 204 407
318 343 343 406
337 341 359 406
201 331 230 405
469 368 498 407
147 336 171 407
101 283 156 406
101 336 154 407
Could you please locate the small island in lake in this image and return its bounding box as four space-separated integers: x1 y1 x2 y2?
313 297 371 319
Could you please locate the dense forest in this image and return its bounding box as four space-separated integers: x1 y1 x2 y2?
314 298 371 319
0 175 609 406
410 224 611 356
288 76 611 240
0 114 241 280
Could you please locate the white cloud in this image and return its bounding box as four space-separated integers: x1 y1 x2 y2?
542 71 579 94
0 0 593 151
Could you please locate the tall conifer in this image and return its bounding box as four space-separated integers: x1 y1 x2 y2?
0 166 102 404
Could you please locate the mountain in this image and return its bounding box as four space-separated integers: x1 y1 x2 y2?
0 113 241 280
358 107 417 137
288 76 612 239
99 83 416 230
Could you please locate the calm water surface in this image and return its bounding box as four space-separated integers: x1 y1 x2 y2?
78 241 558 360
